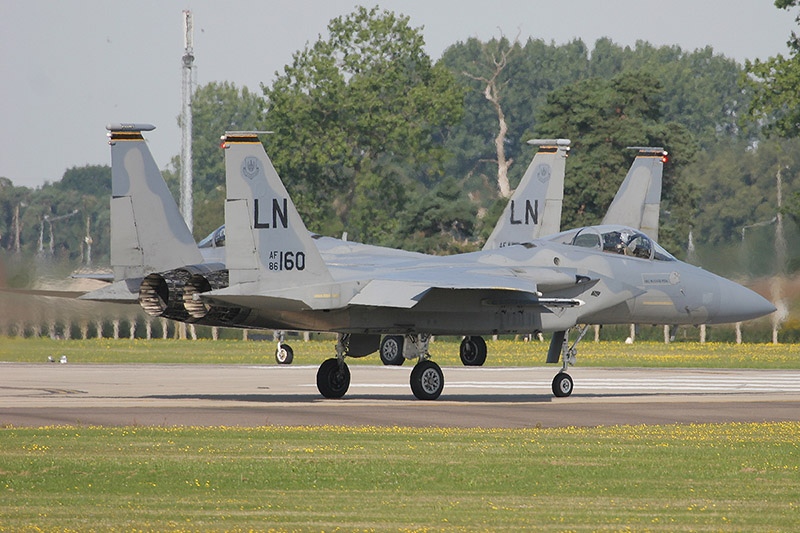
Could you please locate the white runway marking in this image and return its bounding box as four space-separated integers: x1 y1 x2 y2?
331 375 800 393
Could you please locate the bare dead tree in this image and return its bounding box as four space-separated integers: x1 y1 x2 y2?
463 36 518 198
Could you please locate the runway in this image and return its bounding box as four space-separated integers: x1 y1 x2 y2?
2 362 800 428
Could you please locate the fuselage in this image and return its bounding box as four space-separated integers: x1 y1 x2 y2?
212 225 774 335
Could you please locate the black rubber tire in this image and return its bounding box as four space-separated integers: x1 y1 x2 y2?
410 360 444 401
275 344 294 365
552 372 573 398
459 336 487 366
379 335 405 366
316 358 350 398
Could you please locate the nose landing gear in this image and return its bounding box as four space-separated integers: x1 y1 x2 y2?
549 325 589 398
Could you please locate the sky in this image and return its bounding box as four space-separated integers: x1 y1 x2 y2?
1 0 797 189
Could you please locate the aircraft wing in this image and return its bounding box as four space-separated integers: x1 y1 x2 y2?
342 266 585 309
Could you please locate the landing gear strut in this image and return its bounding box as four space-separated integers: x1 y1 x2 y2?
550 325 590 398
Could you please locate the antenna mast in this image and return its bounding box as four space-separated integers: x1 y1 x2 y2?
180 10 194 233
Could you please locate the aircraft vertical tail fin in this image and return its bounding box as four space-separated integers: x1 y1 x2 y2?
601 147 667 241
221 132 332 288
107 123 202 281
483 139 570 250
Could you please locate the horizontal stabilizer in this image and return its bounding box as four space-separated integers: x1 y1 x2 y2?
71 272 115 282
0 288 87 299
78 279 142 303
205 280 363 311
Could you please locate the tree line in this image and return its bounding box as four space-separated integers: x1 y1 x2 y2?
1 5 799 283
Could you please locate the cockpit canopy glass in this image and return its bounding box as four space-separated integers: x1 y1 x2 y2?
198 225 226 249
559 225 675 261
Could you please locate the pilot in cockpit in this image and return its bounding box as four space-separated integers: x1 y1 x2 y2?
566 226 672 261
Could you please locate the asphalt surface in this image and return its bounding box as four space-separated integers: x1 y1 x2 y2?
2 363 800 428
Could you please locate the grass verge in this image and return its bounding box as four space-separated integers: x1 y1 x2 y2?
1 423 798 531
1 336 799 368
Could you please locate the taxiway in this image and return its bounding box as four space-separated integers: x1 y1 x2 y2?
2 363 799 428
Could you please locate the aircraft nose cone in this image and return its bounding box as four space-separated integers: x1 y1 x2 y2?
712 279 776 323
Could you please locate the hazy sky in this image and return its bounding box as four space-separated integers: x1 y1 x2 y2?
1 0 797 188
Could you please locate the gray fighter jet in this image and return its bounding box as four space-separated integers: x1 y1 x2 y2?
89 126 570 366
140 132 771 400
81 128 774 400
82 123 423 363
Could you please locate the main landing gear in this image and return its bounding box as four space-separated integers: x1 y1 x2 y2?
317 333 444 400
459 336 487 366
316 334 353 398
405 334 443 400
379 335 405 366
548 325 590 398
381 335 488 367
317 328 588 400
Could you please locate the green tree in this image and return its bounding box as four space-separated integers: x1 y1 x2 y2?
59 165 111 196
177 82 265 240
535 70 698 254
743 0 800 222
392 176 479 254
440 37 742 226
783 191 800 221
0 167 111 265
609 40 750 144
0 178 32 254
744 1 800 137
262 6 464 244
687 137 800 276
440 38 591 206
458 37 520 198
55 165 112 265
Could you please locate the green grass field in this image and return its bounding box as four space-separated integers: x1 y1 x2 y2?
2 336 800 368
2 338 800 530
1 423 799 531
